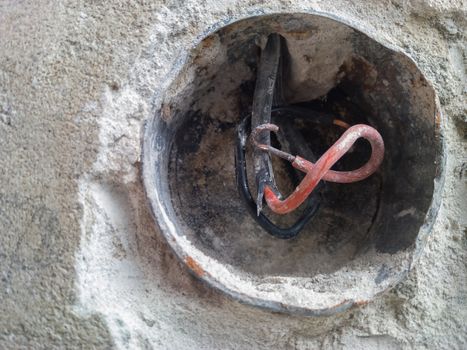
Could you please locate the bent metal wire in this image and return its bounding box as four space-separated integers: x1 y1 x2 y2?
235 33 384 239
251 122 385 215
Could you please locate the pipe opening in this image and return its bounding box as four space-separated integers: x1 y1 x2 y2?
143 13 443 314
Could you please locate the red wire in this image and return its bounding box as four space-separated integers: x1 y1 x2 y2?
264 124 385 214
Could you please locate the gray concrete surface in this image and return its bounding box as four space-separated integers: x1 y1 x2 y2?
0 0 465 349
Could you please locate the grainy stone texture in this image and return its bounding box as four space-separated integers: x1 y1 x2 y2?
0 0 465 349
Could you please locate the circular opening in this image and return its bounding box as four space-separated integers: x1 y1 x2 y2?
143 13 443 315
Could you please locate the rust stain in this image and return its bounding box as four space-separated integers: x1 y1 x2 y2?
185 256 205 277
284 30 313 40
340 56 378 90
161 103 171 122
328 299 350 310
435 110 441 129
222 25 234 35
354 299 370 306
201 35 216 49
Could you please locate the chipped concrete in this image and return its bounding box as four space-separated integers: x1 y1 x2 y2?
0 0 466 349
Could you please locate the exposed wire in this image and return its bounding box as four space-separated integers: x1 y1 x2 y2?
251 122 385 214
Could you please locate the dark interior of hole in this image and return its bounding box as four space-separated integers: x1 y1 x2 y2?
168 85 385 276
157 16 440 277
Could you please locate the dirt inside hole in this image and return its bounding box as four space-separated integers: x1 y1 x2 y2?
169 84 382 276
145 14 441 307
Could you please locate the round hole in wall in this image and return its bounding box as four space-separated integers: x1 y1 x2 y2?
142 12 444 315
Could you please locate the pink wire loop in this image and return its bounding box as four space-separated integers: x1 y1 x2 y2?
260 124 385 214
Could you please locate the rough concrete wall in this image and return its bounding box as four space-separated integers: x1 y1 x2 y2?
0 0 465 349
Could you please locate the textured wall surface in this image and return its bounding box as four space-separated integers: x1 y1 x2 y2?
0 0 466 349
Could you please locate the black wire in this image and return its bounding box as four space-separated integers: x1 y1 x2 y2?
235 116 322 239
